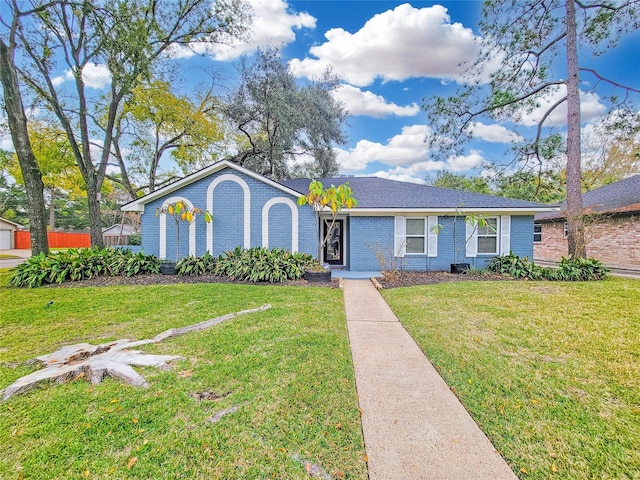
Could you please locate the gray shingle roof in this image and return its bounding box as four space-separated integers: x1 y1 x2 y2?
536 174 640 221
281 177 550 210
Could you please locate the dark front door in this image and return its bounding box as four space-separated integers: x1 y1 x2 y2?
323 219 344 265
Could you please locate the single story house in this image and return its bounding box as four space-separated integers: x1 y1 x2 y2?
535 174 640 266
0 217 24 250
122 160 554 271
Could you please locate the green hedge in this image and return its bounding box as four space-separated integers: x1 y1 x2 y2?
9 247 315 288
487 253 608 281
9 248 161 288
213 247 315 283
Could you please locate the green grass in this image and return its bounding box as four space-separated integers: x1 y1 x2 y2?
382 278 640 480
0 254 19 259
0 282 367 479
0 269 11 287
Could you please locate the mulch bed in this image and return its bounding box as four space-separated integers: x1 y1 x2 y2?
376 270 510 288
45 270 509 289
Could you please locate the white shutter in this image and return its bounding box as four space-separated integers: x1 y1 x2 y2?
394 216 406 257
500 215 511 255
465 217 477 258
427 216 438 257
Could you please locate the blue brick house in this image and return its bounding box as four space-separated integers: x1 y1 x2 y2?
122 160 554 271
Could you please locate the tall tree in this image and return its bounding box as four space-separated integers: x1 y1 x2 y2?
424 0 640 258
226 48 347 180
0 4 49 254
113 79 225 197
493 170 565 204
0 151 29 226
6 123 83 229
425 170 491 194
581 112 640 190
3 0 250 247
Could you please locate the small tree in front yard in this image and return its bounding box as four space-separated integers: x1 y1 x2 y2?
156 200 212 262
297 180 357 266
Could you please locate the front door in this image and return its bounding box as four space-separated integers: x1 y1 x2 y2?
323 219 344 265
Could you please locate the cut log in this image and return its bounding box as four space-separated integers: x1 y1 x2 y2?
2 304 271 401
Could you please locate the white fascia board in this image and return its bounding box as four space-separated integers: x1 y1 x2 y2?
344 207 558 216
121 160 304 213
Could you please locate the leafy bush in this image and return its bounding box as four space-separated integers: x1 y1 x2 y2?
214 247 315 283
488 253 608 281
463 266 491 278
546 256 609 281
487 253 544 280
176 251 217 276
127 233 142 245
9 248 160 288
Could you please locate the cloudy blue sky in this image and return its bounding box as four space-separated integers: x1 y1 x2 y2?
3 0 639 183
163 0 640 182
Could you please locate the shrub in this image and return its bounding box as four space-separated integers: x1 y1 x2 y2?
214 247 315 283
9 248 161 288
176 251 217 276
127 233 142 245
546 256 609 281
487 253 544 280
488 253 608 281
463 266 491 278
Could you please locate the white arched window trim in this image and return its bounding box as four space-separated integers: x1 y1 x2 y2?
261 197 298 252
159 196 196 260
206 174 251 252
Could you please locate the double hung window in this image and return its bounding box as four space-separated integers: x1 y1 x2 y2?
477 217 498 254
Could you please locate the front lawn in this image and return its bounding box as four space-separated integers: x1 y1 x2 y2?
383 279 640 480
0 282 367 479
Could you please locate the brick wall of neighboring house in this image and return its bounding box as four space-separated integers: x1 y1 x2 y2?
535 214 640 265
534 222 567 261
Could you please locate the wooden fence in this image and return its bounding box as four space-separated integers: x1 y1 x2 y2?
14 231 92 249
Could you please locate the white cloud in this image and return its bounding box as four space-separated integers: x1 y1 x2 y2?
333 85 419 118
469 122 523 143
373 161 445 183
290 4 481 86
336 124 432 171
446 150 487 171
51 63 111 89
168 0 316 60
81 63 111 89
517 87 606 127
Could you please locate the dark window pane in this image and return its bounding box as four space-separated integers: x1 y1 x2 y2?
478 237 497 254
406 218 425 236
478 218 498 236
406 237 425 254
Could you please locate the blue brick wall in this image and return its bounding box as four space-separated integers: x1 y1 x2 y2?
140 168 317 260
509 215 534 258
139 167 536 269
348 216 394 271
346 214 536 272
267 202 293 250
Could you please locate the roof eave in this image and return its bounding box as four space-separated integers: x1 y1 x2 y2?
347 207 558 215
121 160 304 212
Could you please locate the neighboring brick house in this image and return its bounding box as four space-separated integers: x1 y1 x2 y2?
122 160 553 272
534 174 640 266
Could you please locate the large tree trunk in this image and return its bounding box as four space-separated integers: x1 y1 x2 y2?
0 39 49 255
565 0 586 258
86 178 104 248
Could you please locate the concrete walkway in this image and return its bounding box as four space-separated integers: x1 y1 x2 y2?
0 249 31 269
343 280 517 480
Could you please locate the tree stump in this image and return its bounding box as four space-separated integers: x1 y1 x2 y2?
2 304 271 401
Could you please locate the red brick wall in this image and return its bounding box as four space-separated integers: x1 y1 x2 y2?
534 222 567 261
534 214 640 266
